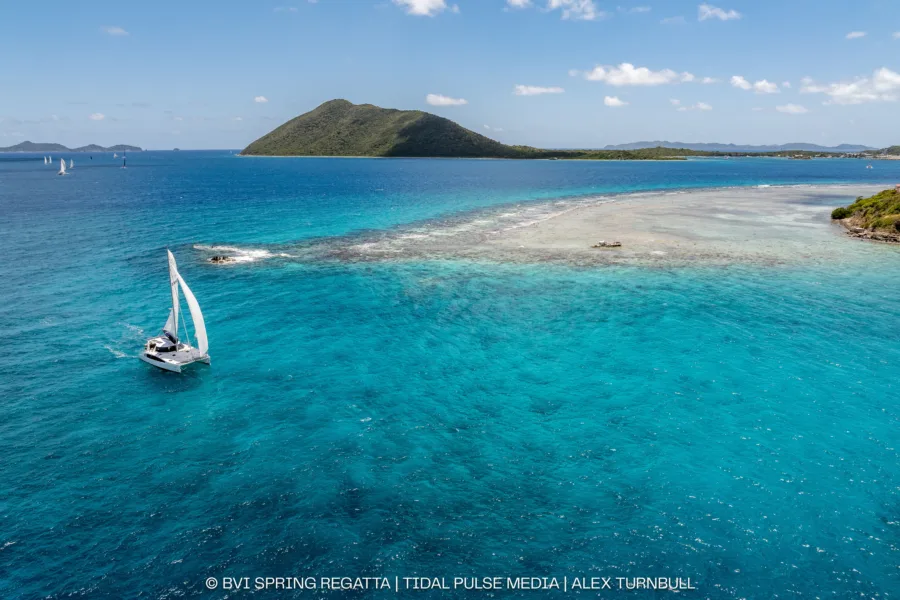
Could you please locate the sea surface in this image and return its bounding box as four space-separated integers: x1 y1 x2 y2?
1 152 899 598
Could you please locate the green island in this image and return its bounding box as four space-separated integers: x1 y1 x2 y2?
242 99 897 161
0 141 142 153
832 188 900 243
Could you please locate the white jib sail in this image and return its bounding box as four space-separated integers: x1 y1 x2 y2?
69 159 74 169
177 274 208 355
166 250 180 341
58 159 66 174
163 309 177 338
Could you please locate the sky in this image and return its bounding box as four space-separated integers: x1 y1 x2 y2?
1 0 899 150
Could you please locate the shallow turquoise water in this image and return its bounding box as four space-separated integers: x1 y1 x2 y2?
1 153 899 598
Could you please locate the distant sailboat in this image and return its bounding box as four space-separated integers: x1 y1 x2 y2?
113 152 118 158
139 250 210 373
69 159 74 169
43 156 48 165
58 159 67 176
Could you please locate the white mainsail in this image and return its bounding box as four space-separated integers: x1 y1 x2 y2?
69 159 74 169
167 250 180 341
58 159 66 175
177 274 208 355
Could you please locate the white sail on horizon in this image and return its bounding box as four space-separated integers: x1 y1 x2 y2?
58 159 66 175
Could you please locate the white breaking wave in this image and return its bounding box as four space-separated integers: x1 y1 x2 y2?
194 244 293 263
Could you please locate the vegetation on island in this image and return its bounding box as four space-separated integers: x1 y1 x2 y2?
832 189 900 231
0 141 142 153
242 100 712 160
242 99 898 161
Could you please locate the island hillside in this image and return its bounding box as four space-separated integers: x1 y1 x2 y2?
832 188 900 243
0 141 142 153
242 100 899 161
242 100 715 160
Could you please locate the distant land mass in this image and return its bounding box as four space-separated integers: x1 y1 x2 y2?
0 141 142 153
603 141 875 153
242 100 715 160
242 100 891 160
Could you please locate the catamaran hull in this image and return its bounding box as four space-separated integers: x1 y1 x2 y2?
139 351 210 373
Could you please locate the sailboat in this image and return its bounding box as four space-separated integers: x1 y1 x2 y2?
113 152 118 158
58 159 67 176
139 250 210 373
69 159 74 169
43 156 48 165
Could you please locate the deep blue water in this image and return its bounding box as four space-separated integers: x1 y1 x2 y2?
1 152 899 598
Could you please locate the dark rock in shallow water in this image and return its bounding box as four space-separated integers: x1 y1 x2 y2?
209 255 236 264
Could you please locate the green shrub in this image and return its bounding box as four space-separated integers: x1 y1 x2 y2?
831 207 852 220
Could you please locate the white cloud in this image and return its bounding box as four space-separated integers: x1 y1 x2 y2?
701 77 720 84
484 124 504 132
604 96 628 107
506 0 531 7
393 0 454 16
426 93 468 106
731 75 752 90
661 16 686 24
89 113 105 121
514 84 565 95
698 3 741 21
233 116 243 121
670 98 681 106
801 68 900 105
677 102 713 111
782 81 791 88
681 72 696 83
274 6 299 12
102 26 129 36
582 63 692 86
547 0 608 21
776 104 809 114
845 31 867 40
254 96 269 103
731 76 779 93
894 32 900 39
619 5 651 14
753 79 780 94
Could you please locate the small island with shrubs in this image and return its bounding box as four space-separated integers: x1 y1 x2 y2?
831 187 900 243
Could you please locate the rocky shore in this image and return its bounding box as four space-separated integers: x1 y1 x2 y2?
838 219 900 244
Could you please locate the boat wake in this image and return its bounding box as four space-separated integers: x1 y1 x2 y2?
104 345 130 359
